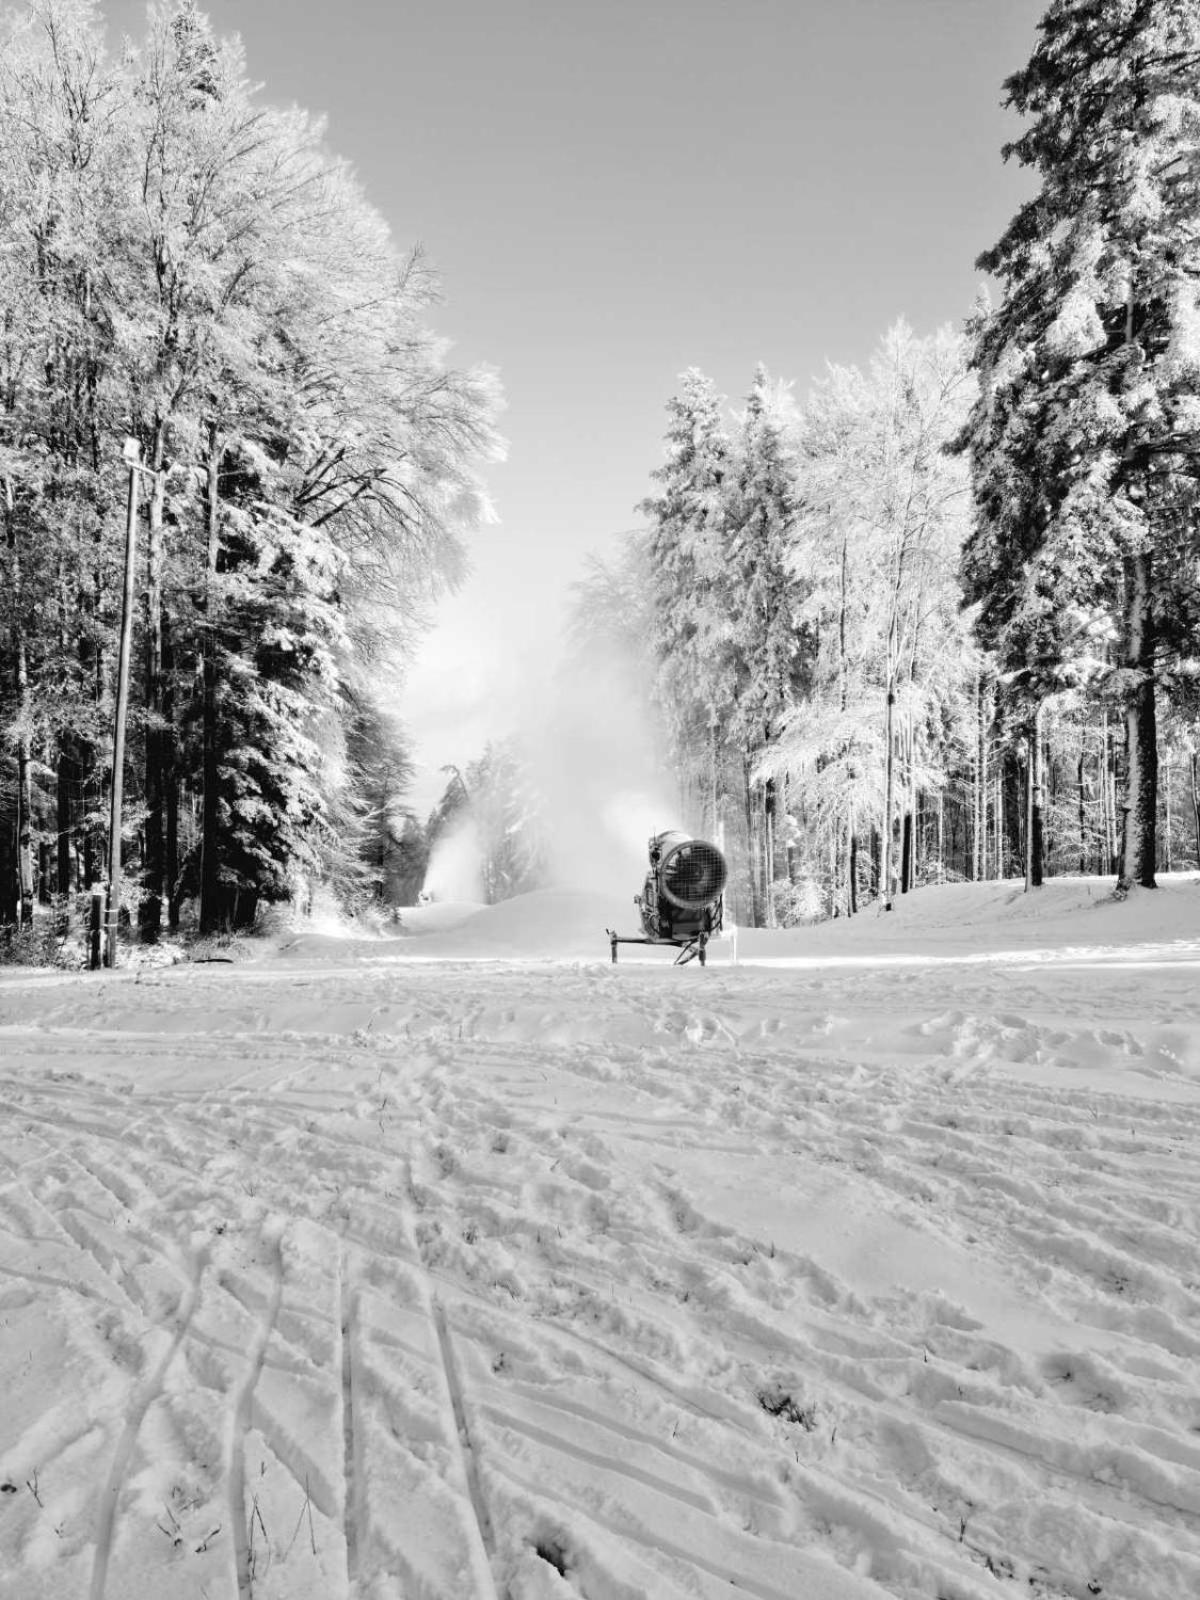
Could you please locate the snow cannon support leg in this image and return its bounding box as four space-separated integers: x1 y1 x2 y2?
672 932 709 967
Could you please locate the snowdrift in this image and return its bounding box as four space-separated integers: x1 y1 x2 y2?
254 873 1200 970
388 888 641 961
735 872 1200 963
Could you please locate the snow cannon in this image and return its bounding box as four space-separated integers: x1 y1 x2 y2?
606 831 727 966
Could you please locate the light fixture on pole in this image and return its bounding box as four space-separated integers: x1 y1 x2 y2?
104 437 148 969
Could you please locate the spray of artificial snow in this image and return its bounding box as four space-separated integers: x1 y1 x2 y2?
521 634 682 895
422 815 486 903
417 627 682 904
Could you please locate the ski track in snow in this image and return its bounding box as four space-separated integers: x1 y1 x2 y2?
0 941 1198 1600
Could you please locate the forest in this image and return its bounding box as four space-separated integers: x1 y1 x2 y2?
0 0 503 957
583 0 1200 926
4 0 1200 951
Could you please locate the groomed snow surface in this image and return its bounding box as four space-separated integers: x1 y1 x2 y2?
2 876 1199 1600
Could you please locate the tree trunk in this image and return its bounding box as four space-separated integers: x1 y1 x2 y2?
763 777 776 927
1116 550 1157 892
85 518 105 889
881 681 896 910
0 814 14 930
742 758 761 927
709 720 719 840
1024 705 1044 892
163 608 180 930
56 739 76 898
1191 751 1200 870
1163 751 1172 874
973 666 983 882
55 570 75 904
15 678 34 931
999 748 1021 877
901 699 916 894
140 422 168 940
4 476 34 929
200 424 225 934
1107 713 1120 876
1077 751 1088 875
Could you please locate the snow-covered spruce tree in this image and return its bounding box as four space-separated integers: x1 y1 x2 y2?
140 7 498 934
323 688 420 913
125 7 240 935
0 0 122 929
184 444 349 929
114 3 345 936
764 326 974 912
758 358 883 915
724 366 808 924
638 370 739 838
966 0 1200 893
0 0 321 937
864 327 974 909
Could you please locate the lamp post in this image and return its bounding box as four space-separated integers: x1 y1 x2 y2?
104 437 150 969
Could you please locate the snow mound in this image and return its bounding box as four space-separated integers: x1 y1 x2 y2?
399 887 640 960
241 874 1200 969
393 900 486 935
734 874 1200 964
379 874 1200 965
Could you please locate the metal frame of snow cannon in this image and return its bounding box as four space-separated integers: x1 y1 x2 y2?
606 832 727 967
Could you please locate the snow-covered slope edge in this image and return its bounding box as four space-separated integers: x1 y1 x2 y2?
253 873 1200 969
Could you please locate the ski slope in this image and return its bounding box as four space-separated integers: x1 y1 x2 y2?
1 878 1199 1600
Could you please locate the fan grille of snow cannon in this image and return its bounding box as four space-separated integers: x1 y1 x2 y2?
659 839 727 910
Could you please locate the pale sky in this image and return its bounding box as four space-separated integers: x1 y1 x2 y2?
103 0 1046 811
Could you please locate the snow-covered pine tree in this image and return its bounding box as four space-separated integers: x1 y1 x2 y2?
117 2 308 936
0 0 120 929
757 359 881 915
863 326 974 908
310 686 418 915
967 0 1200 893
638 370 737 836
724 365 807 924
763 326 974 911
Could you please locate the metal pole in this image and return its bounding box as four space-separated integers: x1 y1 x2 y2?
105 453 140 967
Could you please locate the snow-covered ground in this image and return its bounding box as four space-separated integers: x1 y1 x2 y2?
2 877 1199 1600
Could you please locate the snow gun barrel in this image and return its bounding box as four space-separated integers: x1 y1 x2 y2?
653 834 727 910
